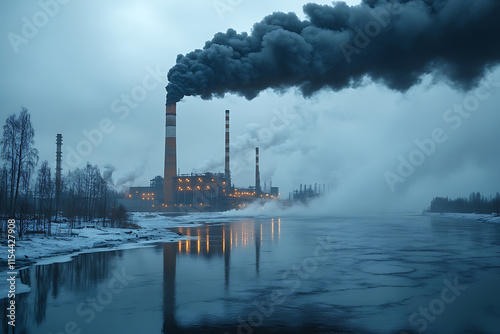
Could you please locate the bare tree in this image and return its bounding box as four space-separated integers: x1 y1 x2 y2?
1 108 39 218
36 160 53 234
0 166 8 215
1 114 19 215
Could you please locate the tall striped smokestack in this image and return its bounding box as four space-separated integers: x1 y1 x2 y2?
225 110 231 193
55 134 62 218
164 102 177 203
255 147 261 194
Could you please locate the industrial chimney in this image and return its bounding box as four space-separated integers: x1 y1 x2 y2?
255 147 261 195
225 110 231 193
164 102 177 203
55 134 62 218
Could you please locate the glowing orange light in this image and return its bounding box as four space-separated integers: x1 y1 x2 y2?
197 233 200 254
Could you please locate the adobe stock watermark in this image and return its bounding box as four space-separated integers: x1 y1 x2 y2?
231 106 303 178
385 73 500 192
406 276 468 333
341 0 403 64
227 233 335 334
7 0 72 54
213 0 245 21
48 267 134 334
64 65 166 169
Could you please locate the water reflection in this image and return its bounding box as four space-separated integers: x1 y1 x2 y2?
0 219 279 334
162 218 280 333
175 218 278 256
1 250 121 333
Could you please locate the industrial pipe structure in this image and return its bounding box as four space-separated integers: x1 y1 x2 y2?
164 102 177 203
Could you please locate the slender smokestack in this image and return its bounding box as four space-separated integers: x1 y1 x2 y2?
55 134 62 218
164 102 177 203
255 147 261 194
225 110 231 193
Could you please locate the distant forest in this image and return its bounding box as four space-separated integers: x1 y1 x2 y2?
429 192 500 214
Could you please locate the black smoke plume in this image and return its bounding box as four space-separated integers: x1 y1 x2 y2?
166 0 500 104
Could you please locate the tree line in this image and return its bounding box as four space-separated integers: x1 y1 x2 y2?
429 192 500 214
1 108 127 239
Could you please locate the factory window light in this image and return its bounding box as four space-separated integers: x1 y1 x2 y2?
179 179 182 182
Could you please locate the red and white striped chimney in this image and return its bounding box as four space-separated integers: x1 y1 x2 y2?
225 110 231 193
164 102 177 203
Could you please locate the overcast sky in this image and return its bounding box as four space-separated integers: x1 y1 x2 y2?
1 0 499 214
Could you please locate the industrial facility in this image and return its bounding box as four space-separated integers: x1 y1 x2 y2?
123 102 279 212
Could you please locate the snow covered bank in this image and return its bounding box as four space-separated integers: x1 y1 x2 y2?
0 211 237 299
424 212 500 224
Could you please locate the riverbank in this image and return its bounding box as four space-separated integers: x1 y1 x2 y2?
424 211 500 224
0 212 231 298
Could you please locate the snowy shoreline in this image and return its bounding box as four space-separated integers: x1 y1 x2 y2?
0 212 232 299
424 211 500 224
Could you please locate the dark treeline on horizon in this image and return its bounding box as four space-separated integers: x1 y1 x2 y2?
0 108 128 239
429 192 500 214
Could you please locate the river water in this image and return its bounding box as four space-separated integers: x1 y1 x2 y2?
1 214 499 334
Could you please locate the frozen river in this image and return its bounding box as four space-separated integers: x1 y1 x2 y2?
1 214 499 333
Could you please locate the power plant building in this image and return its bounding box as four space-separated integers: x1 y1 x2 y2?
123 102 279 212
